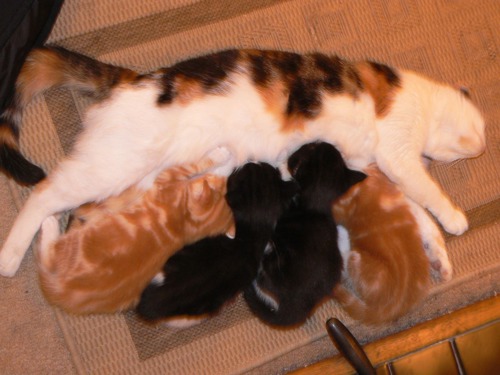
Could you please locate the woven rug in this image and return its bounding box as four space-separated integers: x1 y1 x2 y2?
1 1 499 374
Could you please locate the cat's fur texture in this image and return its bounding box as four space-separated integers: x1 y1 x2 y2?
136 162 297 322
36 148 234 314
332 165 451 325
0 47 485 277
244 142 366 327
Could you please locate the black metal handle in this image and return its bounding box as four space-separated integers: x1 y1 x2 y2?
326 318 376 375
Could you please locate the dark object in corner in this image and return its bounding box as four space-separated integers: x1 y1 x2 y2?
0 0 64 184
326 317 376 375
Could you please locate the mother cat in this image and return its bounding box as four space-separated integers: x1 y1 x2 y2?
0 47 485 276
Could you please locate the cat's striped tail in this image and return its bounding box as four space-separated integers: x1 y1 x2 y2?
0 46 136 185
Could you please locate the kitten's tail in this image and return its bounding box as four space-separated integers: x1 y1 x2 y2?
0 46 136 185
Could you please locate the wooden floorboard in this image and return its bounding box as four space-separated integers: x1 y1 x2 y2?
290 296 500 375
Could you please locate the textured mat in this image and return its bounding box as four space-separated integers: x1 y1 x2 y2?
1 0 499 374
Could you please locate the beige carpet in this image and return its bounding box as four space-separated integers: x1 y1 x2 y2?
1 0 499 374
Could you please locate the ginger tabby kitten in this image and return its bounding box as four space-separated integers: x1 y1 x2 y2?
332 166 451 325
36 148 233 314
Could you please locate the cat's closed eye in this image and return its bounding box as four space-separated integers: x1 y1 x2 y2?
459 86 471 98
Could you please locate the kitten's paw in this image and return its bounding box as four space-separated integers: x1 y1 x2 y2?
440 208 468 236
336 225 351 256
163 316 207 329
431 258 453 282
0 251 23 277
423 235 452 282
209 146 237 176
150 272 165 286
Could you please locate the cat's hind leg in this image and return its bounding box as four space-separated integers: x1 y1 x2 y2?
0 182 70 277
0 158 127 277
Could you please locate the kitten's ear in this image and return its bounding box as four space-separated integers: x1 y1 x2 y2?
348 170 367 187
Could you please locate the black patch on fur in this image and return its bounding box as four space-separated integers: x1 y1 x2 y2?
368 61 401 86
175 50 239 88
136 163 297 321
314 54 344 92
0 143 45 185
248 53 271 86
158 50 240 105
270 51 303 79
157 71 176 104
286 78 322 118
51 46 126 99
244 142 366 327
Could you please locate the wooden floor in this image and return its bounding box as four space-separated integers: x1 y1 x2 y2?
290 296 500 375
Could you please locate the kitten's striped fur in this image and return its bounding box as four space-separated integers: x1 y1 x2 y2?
37 149 233 314
332 166 450 325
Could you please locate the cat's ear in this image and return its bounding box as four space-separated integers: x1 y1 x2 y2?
347 170 367 187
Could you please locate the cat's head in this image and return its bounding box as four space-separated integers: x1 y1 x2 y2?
426 85 486 162
287 142 366 211
225 162 298 237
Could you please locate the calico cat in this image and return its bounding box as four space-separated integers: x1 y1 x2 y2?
332 165 451 325
137 162 297 322
36 147 234 314
244 142 366 326
0 46 485 277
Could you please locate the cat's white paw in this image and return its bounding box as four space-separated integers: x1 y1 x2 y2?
440 208 468 236
209 146 237 176
0 251 23 277
207 146 232 165
39 216 60 254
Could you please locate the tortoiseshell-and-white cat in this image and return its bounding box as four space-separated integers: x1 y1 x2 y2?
333 165 451 325
36 148 233 314
0 46 485 276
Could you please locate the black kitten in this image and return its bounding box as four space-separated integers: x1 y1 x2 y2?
244 142 366 326
136 162 297 322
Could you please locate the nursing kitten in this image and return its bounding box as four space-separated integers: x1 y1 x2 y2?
245 142 366 326
137 162 296 322
332 165 451 325
0 47 485 277
36 148 233 314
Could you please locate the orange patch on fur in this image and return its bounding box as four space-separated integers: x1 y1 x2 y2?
174 76 206 104
356 62 400 117
0 126 18 148
17 49 66 106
